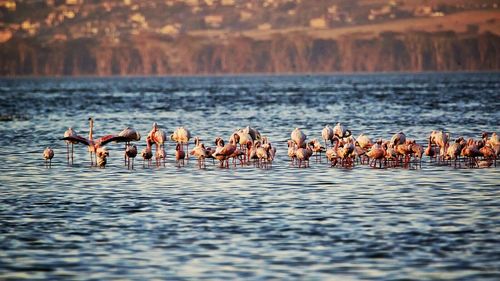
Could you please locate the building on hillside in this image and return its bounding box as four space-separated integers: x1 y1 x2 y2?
204 15 223 28
309 17 327 29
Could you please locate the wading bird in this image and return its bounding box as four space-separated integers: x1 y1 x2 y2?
141 137 154 168
321 125 334 148
175 143 186 166
125 144 138 169
43 147 54 168
96 147 109 168
171 127 191 154
291 128 307 148
63 127 78 164
61 118 128 166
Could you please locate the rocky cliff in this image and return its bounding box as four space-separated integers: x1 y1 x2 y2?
1 31 498 76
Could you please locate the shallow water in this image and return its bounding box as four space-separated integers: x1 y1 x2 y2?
0 73 499 280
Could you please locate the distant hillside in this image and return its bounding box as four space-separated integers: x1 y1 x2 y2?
1 31 498 76
1 0 499 75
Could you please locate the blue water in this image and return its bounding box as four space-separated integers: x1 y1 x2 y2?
0 73 499 280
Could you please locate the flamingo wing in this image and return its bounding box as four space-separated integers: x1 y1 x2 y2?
97 135 130 146
60 135 90 146
220 145 236 156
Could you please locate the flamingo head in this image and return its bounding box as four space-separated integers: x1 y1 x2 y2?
233 133 240 143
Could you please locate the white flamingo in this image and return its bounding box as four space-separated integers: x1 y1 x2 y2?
333 123 351 139
171 127 191 153
321 125 334 148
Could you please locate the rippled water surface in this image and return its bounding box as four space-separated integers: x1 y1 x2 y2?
1 73 499 280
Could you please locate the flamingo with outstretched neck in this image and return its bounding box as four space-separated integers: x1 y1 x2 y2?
61 118 128 166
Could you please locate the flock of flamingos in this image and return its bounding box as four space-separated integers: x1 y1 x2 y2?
43 117 499 169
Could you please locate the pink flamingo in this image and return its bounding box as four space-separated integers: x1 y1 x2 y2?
175 143 186 166
61 118 128 166
141 137 154 168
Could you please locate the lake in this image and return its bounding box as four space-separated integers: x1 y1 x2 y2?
0 73 499 280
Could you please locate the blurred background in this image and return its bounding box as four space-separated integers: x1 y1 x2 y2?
0 0 499 76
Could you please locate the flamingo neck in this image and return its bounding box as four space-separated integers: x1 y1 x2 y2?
89 120 94 141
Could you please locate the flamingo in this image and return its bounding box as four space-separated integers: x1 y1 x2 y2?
333 123 351 139
366 140 385 168
325 138 338 164
61 118 128 166
321 125 334 148
356 134 372 149
171 127 191 153
118 126 141 165
489 132 499 146
461 138 481 167
256 142 271 167
231 129 252 161
229 146 245 166
212 137 236 168
482 132 499 147
125 144 138 169
118 127 141 144
141 137 153 168
445 137 465 167
228 134 243 165
394 140 412 166
430 130 448 160
156 147 166 167
407 140 423 164
262 137 276 162
424 136 439 160
175 143 186 166
190 137 209 168
309 139 325 159
390 131 406 146
337 139 355 167
353 141 367 164
63 127 78 164
243 126 261 142
43 147 54 168
384 141 398 167
96 147 109 168
291 128 307 148
148 122 168 154
295 143 313 168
